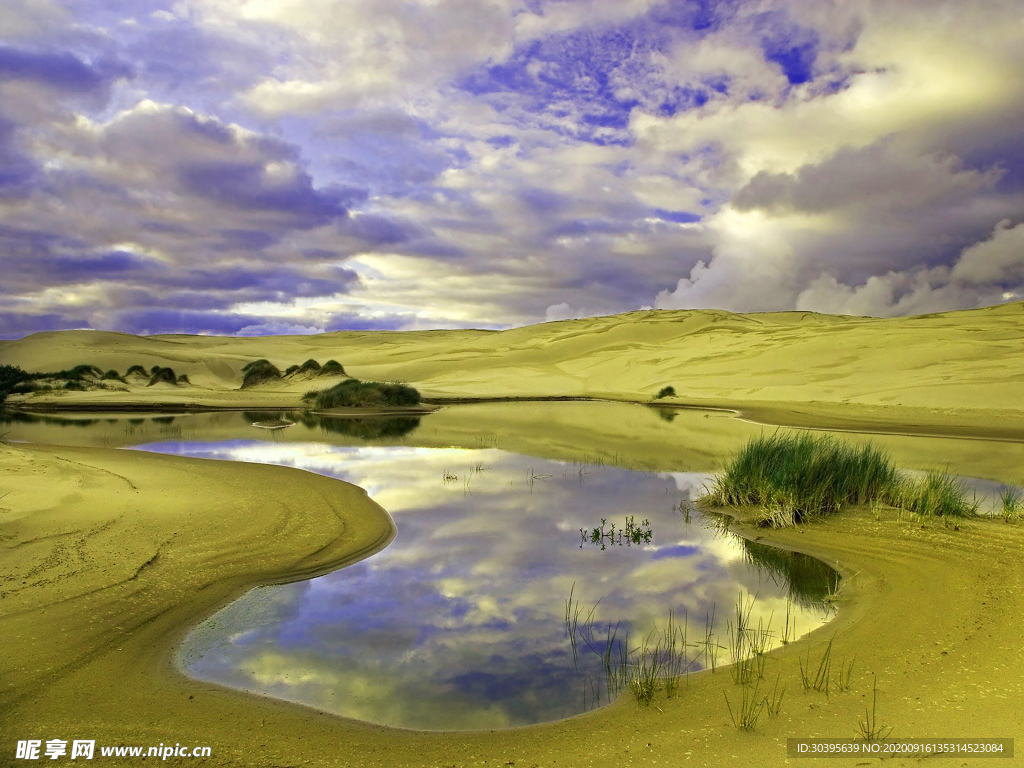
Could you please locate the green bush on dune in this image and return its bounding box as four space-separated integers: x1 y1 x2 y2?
147 367 178 386
240 359 282 388
313 379 420 409
0 364 28 404
701 432 979 527
318 359 345 376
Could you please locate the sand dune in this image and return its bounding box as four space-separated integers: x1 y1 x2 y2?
2 304 1023 430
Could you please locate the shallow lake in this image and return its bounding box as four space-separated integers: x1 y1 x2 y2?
5 403 1020 730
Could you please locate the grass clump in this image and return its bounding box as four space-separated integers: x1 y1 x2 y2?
147 366 178 386
313 379 420 409
240 359 282 388
319 359 345 376
101 369 125 382
126 364 148 377
177 374 190 385
724 680 768 731
701 432 979 527
653 385 676 399
1000 485 1022 522
892 471 979 520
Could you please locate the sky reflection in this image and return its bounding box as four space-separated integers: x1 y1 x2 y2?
142 441 836 730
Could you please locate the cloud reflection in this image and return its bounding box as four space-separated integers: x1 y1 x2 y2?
155 441 834 730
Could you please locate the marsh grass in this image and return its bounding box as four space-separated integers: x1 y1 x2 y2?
835 655 856 692
766 674 786 717
724 679 768 731
565 590 704 707
858 676 892 741
999 485 1022 522
701 432 980 527
799 636 835 695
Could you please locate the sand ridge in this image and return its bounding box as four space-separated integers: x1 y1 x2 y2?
2 303 1023 431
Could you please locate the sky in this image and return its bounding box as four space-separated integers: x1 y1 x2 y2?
1 0 1023 337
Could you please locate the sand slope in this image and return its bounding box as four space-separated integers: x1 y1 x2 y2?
2 303 1023 433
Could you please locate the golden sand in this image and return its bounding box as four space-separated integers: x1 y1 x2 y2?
2 304 1023 766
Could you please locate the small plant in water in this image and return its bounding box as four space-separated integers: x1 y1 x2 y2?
580 516 653 549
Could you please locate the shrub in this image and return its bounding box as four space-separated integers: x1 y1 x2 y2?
0 364 28 404
313 379 420 409
177 374 190 385
299 358 322 373
319 359 345 376
284 365 300 376
241 359 282 388
101 369 125 381
64 381 86 391
301 389 319 403
45 364 102 381
126 365 148 376
654 385 676 399
147 367 178 386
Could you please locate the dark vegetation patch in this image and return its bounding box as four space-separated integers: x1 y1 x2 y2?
241 359 282 388
312 379 420 409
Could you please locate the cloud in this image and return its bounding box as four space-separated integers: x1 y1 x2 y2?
794 219 1024 317
2 0 1024 336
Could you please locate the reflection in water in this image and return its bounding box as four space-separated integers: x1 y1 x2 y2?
702 512 841 609
138 440 837 730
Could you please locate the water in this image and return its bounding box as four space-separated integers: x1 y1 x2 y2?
6 406 1015 730
138 438 836 730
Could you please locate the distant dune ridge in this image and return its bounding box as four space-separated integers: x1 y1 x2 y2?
0 303 1022 430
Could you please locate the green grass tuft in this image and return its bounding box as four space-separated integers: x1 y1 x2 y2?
653 385 676 399
701 432 979 527
125 364 147 376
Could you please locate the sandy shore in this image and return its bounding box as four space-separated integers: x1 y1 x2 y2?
1 429 1021 767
